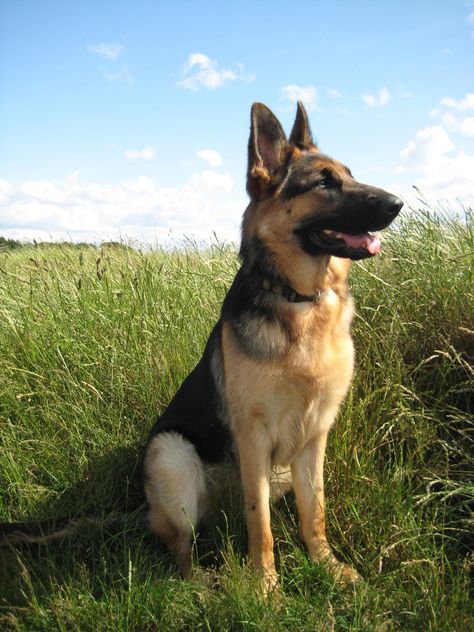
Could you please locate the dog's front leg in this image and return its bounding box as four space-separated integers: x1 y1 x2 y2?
237 438 277 596
291 431 360 584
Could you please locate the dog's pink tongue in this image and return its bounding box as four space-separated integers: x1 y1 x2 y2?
339 232 381 254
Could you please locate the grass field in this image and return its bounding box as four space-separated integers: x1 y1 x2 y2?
0 209 473 631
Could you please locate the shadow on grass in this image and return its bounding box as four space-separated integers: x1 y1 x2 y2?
0 443 254 615
1 443 146 605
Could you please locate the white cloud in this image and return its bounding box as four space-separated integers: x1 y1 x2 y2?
361 87 391 107
196 149 222 167
431 93 474 137
280 84 318 111
411 151 474 202
87 43 124 60
187 170 233 194
466 11 474 38
177 53 252 91
459 117 474 136
19 180 67 204
0 180 14 204
102 63 133 84
441 47 453 55
440 93 474 112
399 126 454 170
87 42 133 83
0 171 244 244
125 147 156 161
327 88 342 99
396 126 474 204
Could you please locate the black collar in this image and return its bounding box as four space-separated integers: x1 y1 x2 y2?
262 278 322 303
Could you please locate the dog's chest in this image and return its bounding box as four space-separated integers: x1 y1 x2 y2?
265 324 353 464
222 295 355 466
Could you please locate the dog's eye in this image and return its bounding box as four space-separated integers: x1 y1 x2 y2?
314 168 335 189
314 169 341 190
315 175 332 189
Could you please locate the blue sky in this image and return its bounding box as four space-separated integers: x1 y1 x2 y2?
1 0 473 244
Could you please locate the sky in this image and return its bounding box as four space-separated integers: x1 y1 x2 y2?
1 0 473 245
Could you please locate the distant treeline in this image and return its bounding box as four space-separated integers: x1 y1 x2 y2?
0 236 134 251
0 236 25 250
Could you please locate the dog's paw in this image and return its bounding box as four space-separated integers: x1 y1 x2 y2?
255 567 281 603
189 566 216 588
331 560 361 586
310 541 361 586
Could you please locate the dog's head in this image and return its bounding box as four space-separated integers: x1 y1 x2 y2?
243 102 403 262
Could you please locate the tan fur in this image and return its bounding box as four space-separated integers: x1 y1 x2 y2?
219 253 357 589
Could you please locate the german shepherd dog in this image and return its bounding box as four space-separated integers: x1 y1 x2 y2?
143 101 403 594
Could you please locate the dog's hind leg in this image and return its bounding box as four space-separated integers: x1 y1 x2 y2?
144 431 208 577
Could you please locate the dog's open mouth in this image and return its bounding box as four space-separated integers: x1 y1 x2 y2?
317 229 381 255
298 227 382 260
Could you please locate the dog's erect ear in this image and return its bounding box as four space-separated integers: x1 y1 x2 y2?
289 101 317 151
247 103 290 197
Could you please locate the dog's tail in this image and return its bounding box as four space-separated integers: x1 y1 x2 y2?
0 508 146 545
1 519 66 544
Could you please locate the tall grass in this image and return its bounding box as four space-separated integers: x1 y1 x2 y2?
0 210 472 630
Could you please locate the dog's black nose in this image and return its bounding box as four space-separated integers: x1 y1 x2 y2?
385 194 403 217
368 192 403 217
